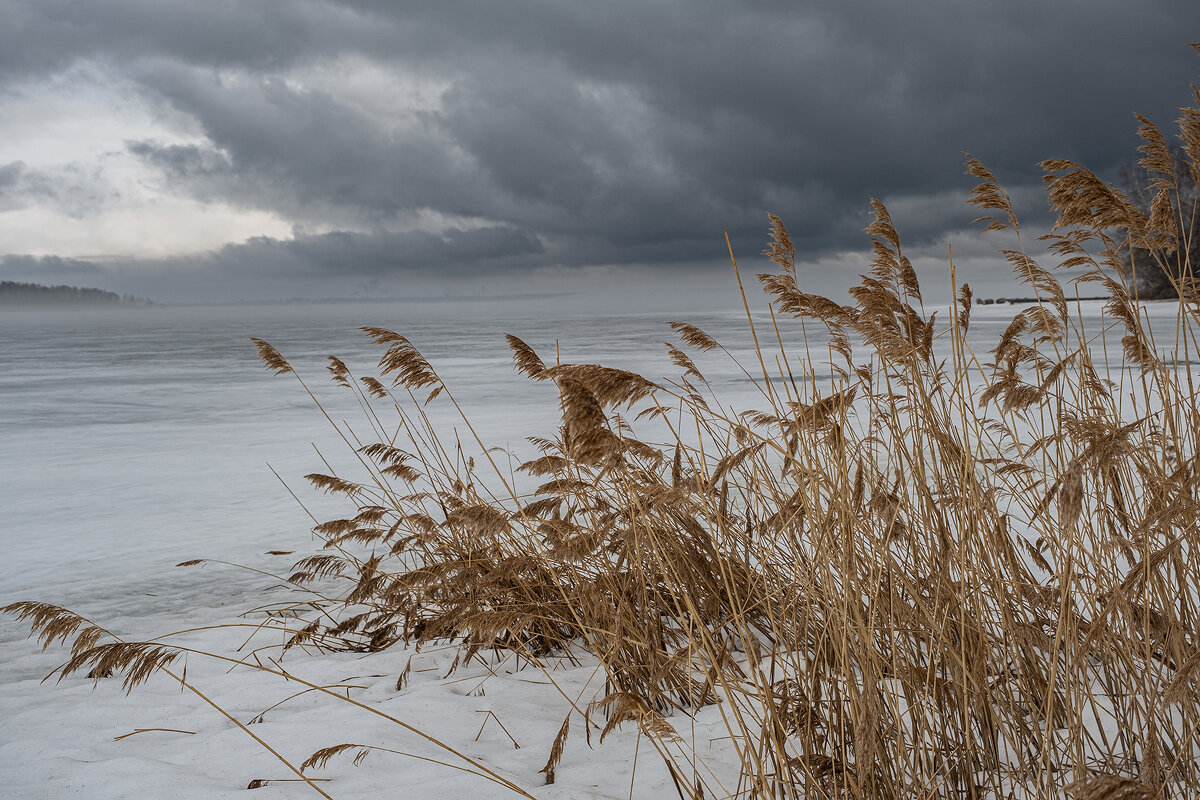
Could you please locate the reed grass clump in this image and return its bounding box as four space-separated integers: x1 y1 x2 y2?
7 51 1200 800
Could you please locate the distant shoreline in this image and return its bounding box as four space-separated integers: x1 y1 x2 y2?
0 280 154 309
0 281 570 310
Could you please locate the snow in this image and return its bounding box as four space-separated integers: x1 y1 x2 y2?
0 615 701 798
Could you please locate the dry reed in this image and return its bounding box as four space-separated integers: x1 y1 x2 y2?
7 52 1200 800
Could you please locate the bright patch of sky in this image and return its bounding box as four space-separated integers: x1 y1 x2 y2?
0 63 292 260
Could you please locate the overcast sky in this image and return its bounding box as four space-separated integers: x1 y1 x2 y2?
1 1 1198 304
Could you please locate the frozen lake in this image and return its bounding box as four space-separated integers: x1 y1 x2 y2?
0 302 762 606
0 295 1188 798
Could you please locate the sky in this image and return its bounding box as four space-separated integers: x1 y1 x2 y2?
0 1 1198 305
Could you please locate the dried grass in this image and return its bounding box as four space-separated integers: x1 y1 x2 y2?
9 52 1200 800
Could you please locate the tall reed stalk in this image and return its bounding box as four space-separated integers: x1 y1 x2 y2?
8 50 1200 800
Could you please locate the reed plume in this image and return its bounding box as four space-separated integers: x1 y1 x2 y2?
8 49 1200 800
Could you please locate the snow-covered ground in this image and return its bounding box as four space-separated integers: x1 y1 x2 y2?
2 606 720 799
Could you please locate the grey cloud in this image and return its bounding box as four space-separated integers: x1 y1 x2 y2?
0 253 100 275
0 160 21 187
3 0 1200 298
128 66 485 223
0 159 118 217
211 225 546 276
125 141 230 178
0 160 25 209
0 225 544 302
71 224 547 297
0 0 394 79
127 65 744 260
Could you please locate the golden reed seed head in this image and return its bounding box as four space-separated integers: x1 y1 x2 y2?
250 337 293 375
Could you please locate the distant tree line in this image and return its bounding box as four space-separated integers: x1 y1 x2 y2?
0 281 152 307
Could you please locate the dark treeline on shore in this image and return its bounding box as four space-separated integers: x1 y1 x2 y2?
0 281 153 308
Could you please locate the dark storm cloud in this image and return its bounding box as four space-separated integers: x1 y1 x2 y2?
208 225 545 276
3 225 542 278
0 0 390 77
125 65 481 222
3 0 1200 294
